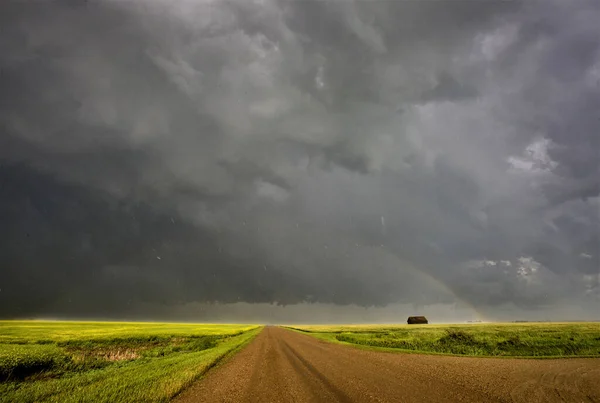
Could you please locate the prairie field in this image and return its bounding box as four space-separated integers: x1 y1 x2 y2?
286 322 600 358
0 321 261 403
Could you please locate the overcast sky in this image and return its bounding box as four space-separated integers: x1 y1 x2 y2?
1 0 598 321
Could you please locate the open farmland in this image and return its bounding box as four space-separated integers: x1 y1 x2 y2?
2 323 600 402
0 321 261 403
175 326 600 403
285 322 600 357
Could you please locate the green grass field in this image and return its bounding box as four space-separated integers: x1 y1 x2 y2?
285 322 600 358
0 321 261 403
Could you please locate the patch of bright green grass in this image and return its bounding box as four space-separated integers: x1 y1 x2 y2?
0 321 261 403
285 322 600 358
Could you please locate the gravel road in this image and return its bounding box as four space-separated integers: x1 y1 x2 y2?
174 326 600 403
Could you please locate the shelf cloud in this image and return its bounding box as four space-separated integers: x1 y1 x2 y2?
1 0 598 320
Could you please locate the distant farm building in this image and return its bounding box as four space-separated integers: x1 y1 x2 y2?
407 316 428 324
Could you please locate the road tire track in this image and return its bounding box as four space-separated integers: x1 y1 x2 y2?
280 339 353 403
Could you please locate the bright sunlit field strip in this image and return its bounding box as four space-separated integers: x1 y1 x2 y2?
285 322 600 357
0 321 257 343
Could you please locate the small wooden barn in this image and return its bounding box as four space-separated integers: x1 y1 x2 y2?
407 316 428 324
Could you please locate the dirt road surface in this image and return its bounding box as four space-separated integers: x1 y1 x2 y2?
174 326 600 403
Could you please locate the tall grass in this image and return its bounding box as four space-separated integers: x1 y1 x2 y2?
0 321 261 402
0 344 67 381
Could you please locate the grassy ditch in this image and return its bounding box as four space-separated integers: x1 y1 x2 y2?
285 322 600 358
0 321 261 403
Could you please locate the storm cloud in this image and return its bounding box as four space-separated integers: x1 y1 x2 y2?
0 0 598 320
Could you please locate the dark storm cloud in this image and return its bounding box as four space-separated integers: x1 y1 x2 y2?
0 0 598 319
